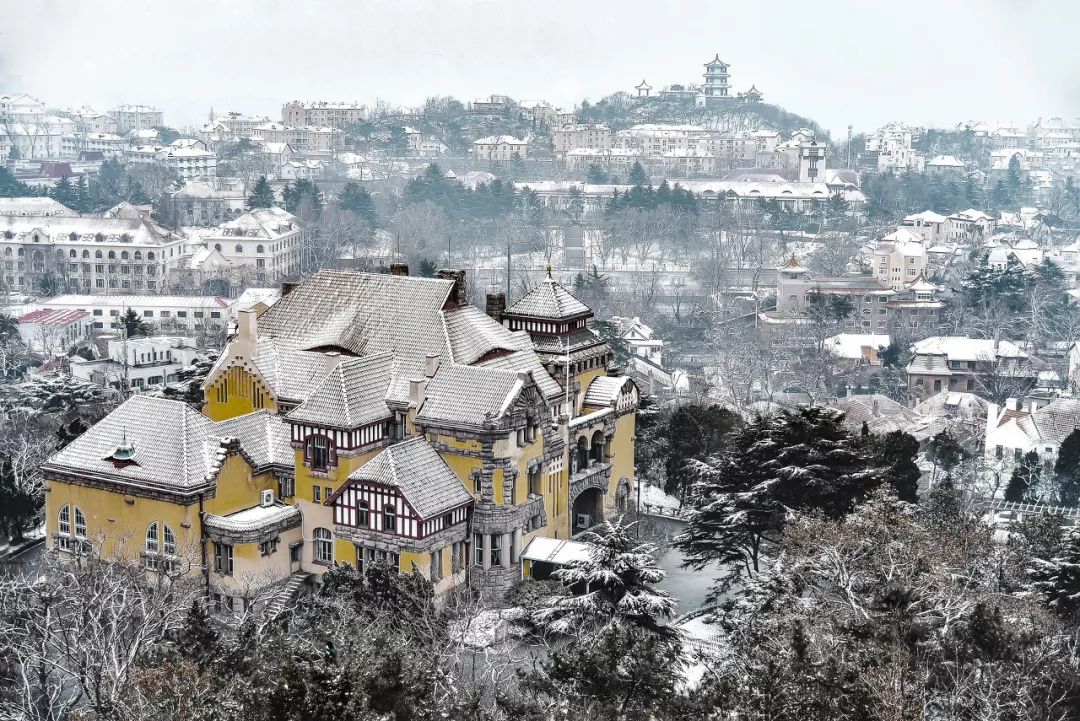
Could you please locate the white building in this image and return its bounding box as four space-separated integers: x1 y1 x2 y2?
0 198 76 217
902 210 949 244
985 397 1080 472
611 316 663 366
157 147 217 181
472 135 530 162
554 124 613 155
71 335 201 391
110 105 164 133
873 230 928 290
0 214 185 294
35 294 235 333
204 207 303 281
60 132 128 158
0 94 45 125
947 209 996 241
926 155 965 177
865 123 924 172
16 308 91 354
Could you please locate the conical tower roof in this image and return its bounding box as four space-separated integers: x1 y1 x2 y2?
504 269 591 320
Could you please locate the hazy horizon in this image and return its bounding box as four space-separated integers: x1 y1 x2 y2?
2 0 1078 136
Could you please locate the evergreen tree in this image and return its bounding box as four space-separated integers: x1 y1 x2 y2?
662 404 742 498
586 164 609 184
628 161 648 187
246 176 275 209
1055 428 1080 507
49 175 78 211
338 181 376 225
677 407 884 596
1005 450 1042 503
927 429 966 482
1028 528 1080 621
566 186 584 225
121 308 149 338
519 519 687 721
866 430 921 502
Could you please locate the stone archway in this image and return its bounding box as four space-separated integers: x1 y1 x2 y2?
572 487 603 536
615 477 631 514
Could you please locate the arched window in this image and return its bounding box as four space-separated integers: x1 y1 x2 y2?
81 250 89 258
120 233 131 243
94 233 104 243
147 251 155 260
163 524 176 555
145 522 159 553
133 251 142 260
3 248 10 257
358 500 369 527
108 250 116 259
256 244 264 254
214 243 222 252
69 249 77 258
58 504 70 536
3 231 13 240
306 435 333 471
120 251 128 260
74 507 86 539
314 527 333 564
234 244 243 254
383 504 396 534
68 232 78 241
95 250 102 259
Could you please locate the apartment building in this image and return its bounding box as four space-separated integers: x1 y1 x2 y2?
35 294 235 333
872 229 928 290
473 135 530 162
281 101 366 128
554 124 613 155
71 336 201 391
110 105 164 133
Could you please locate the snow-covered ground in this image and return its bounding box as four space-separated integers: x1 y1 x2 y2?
638 482 682 511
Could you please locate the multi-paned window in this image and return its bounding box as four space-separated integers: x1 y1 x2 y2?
214 542 233 575
314 528 333 564
382 504 396 534
57 504 89 554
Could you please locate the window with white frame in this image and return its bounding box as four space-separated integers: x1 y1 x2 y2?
314 527 333 564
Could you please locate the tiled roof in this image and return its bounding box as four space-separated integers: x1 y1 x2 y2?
286 353 393 428
251 338 340 403
1017 399 1080 444
530 328 605 355
504 276 591 320
344 437 472 519
216 411 293 469
18 309 90 325
906 354 951 375
418 364 527 427
443 306 527 365
43 395 217 491
583 375 635 407
477 348 563 401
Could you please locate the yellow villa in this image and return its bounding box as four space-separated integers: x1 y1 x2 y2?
41 266 638 610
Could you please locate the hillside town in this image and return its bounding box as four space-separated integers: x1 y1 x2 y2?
3 7 1080 719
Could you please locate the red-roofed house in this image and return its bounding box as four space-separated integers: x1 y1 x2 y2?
17 308 91 354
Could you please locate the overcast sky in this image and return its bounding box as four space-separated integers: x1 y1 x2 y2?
1 0 1078 136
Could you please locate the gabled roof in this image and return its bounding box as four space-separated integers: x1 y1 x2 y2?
216 410 293 470
503 275 591 320
418 364 530 427
583 375 636 408
342 437 472 519
443 305 527 365
249 338 341 403
286 352 394 428
43 396 218 492
1011 399 1080 445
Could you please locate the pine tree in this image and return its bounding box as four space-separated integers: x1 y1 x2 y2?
246 176 275 209
1055 428 1080 507
1028 528 1080 620
122 308 148 338
628 161 648 187
339 181 376 225
677 407 884 596
50 175 78 211
1006 450 1042 503
867 430 921 502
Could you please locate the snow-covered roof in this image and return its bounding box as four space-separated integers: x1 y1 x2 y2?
521 537 593 565
927 155 965 167
473 135 529 146
824 333 890 360
904 210 949 224
912 336 1027 360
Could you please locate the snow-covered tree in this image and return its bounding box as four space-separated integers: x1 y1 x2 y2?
1027 527 1080 621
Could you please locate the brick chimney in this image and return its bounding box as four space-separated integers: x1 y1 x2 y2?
485 292 506 323
436 268 468 308
389 262 409 276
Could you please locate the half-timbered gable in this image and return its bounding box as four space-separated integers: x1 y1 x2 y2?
329 438 472 550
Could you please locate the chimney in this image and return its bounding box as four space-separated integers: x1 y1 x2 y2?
1006 397 1021 412
425 353 441 378
390 262 409 276
436 268 468 308
234 309 257 360
871 398 879 417
281 280 298 297
485 292 506 323
409 378 427 408
324 350 341 372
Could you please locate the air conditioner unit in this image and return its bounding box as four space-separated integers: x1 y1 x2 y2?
576 513 592 529
261 489 274 508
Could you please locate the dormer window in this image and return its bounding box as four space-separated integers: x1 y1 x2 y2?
305 435 334 471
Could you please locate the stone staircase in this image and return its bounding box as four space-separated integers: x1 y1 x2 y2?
264 572 311 619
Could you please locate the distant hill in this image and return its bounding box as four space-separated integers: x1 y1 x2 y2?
577 94 829 142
